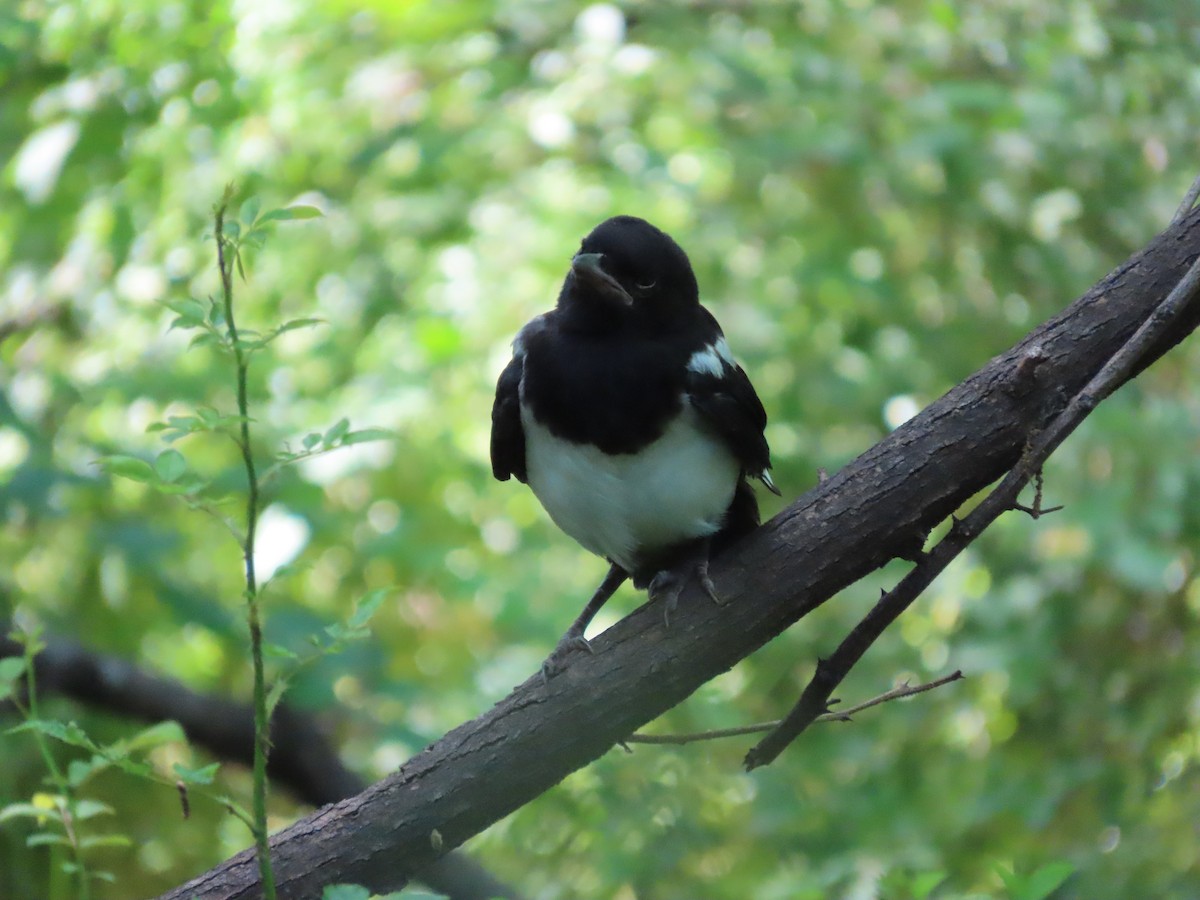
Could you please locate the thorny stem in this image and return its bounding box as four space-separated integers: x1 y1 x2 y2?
215 192 276 900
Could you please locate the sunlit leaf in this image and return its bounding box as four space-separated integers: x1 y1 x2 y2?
323 417 350 445
239 196 261 226
173 761 220 786
341 428 395 446
261 205 324 222
95 455 155 484
154 449 187 483
347 589 388 630
72 799 116 821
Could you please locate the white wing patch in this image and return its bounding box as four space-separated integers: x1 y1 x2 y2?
520 402 739 574
686 337 735 378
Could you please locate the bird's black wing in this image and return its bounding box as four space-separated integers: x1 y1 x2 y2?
686 316 780 495
490 352 526 483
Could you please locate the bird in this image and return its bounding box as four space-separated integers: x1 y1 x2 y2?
490 215 780 675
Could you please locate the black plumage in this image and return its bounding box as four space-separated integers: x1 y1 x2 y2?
491 215 779 672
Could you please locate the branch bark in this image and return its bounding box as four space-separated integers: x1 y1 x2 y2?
160 208 1200 899
745 241 1200 768
0 628 522 900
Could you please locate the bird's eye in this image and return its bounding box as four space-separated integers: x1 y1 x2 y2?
635 280 656 291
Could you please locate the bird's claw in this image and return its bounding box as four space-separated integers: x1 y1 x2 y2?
697 560 723 606
650 559 723 628
540 630 594 683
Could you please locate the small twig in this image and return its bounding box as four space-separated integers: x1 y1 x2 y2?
627 671 963 746
1172 171 1200 226
745 208 1200 770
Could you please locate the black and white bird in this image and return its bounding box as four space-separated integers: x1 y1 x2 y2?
491 215 779 672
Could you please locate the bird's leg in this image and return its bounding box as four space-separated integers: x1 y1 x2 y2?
649 538 722 629
542 563 628 680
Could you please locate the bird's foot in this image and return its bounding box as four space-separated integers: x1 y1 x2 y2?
650 556 723 629
540 629 594 683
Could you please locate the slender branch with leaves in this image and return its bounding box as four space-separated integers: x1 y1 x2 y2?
82 187 392 896
213 186 277 899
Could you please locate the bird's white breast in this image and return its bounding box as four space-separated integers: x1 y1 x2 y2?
520 402 739 574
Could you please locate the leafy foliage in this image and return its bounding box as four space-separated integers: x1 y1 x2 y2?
3 1 1200 898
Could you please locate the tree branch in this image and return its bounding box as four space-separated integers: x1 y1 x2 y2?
627 671 963 746
157 206 1200 899
0 628 522 900
745 240 1200 767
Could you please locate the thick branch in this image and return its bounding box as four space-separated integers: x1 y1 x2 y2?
0 629 521 900
161 208 1200 899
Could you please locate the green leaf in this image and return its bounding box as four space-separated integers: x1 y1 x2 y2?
302 432 322 450
26 832 71 849
341 428 395 446
263 642 300 660
261 205 324 223
1019 862 1076 900
173 761 220 786
273 317 324 335
911 871 947 900
68 756 108 788
107 756 154 779
0 803 55 824
81 834 133 849
324 417 350 445
264 676 290 718
995 864 1021 894
0 656 26 702
189 330 220 350
156 473 209 496
165 298 208 329
125 720 186 751
72 799 115 821
10 718 95 750
239 196 261 226
154 449 187 483
321 886 371 900
347 589 388 630
95 455 155 483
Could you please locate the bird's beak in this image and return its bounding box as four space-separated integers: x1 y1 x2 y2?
571 252 634 307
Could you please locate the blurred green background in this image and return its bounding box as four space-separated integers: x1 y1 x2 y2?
2 1 1199 898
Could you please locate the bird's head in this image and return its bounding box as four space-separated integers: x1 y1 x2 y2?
559 216 699 331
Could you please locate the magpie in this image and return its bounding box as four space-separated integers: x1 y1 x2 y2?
491 215 780 673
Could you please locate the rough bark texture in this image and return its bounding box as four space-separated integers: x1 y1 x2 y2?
161 210 1200 900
